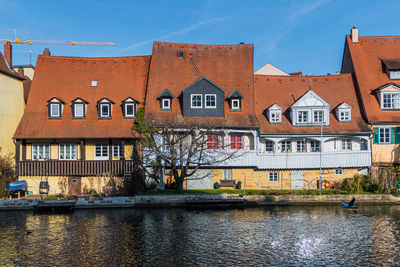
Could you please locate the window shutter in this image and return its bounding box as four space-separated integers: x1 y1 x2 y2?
395 127 400 144
373 127 379 144
391 127 394 144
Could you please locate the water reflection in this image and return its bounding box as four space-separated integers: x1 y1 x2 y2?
0 205 400 265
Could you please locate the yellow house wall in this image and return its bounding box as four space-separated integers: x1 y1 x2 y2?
371 124 400 165
0 73 24 156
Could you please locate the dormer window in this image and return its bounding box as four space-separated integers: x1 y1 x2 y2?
382 59 400 80
122 97 139 118
47 97 66 119
313 110 324 123
71 97 89 119
290 90 330 126
226 89 244 112
178 51 184 58
97 98 115 119
157 89 175 111
267 104 282 124
336 103 352 122
191 94 202 108
390 71 400 80
382 93 400 109
205 94 216 108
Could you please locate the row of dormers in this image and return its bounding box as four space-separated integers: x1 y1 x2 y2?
265 90 352 126
47 97 138 119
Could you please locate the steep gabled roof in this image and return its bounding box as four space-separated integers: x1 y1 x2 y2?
254 74 370 134
291 89 331 108
342 34 400 122
144 41 258 128
157 89 175 99
14 55 151 139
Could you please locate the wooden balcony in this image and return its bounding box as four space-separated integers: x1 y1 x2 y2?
17 160 135 177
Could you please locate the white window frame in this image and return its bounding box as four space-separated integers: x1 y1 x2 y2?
162 98 171 109
297 111 308 123
100 103 111 117
281 140 291 152
265 140 274 153
32 144 50 160
382 92 400 109
342 138 352 151
191 94 202 108
95 143 109 160
74 103 84 117
50 103 60 117
270 111 281 123
59 143 77 160
205 94 216 108
296 140 306 152
310 140 320 152
269 172 279 182
379 127 391 144
339 110 350 121
313 110 324 123
390 71 400 80
231 99 240 110
91 80 98 86
113 144 123 158
335 169 343 175
124 103 136 117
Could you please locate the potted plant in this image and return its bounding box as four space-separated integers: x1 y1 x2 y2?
236 181 242 189
214 181 220 189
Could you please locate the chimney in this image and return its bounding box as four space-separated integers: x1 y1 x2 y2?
4 42 12 67
17 66 24 76
43 48 51 56
351 25 358 43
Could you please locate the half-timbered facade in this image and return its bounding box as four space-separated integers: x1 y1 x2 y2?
13 53 150 195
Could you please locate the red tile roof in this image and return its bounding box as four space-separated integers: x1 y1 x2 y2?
254 74 370 134
344 35 400 123
0 52 24 80
144 41 258 128
14 55 150 139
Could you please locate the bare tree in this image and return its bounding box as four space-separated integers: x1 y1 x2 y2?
133 111 246 191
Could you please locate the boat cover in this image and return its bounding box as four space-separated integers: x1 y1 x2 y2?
7 180 27 191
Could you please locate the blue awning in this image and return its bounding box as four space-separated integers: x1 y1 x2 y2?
7 180 27 191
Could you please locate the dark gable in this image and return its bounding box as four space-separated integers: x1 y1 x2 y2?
182 77 225 117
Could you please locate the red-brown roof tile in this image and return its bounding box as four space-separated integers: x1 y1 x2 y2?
14 55 151 139
144 41 258 128
254 73 370 134
344 35 400 123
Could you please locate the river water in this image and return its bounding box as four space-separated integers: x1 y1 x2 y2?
0 205 400 266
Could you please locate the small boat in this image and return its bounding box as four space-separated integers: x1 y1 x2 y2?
342 197 357 209
34 200 76 213
7 180 27 191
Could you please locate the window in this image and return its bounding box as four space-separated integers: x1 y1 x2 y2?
50 103 60 117
382 93 400 109
32 144 50 160
95 143 109 160
340 111 350 121
342 139 352 151
297 111 308 123
178 51 184 58
269 172 279 182
296 140 306 152
113 144 122 158
230 135 242 149
223 169 232 180
91 80 98 87
310 140 320 152
313 110 323 123
205 94 216 108
125 103 135 117
281 140 291 152
191 94 202 108
335 169 343 175
379 127 391 144
74 103 84 117
390 71 400 80
59 144 77 160
207 135 219 149
231 99 240 110
100 104 110 117
270 112 281 123
162 99 171 109
265 140 274 153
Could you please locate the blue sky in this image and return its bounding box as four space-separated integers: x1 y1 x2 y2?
1 0 400 75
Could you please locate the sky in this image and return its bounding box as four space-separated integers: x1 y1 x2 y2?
1 0 400 75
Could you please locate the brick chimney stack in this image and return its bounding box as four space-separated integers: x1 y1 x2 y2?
17 66 24 76
351 25 358 43
4 41 12 67
43 48 51 56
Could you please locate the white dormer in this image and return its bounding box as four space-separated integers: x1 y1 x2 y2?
47 97 66 119
267 104 282 124
290 90 330 126
336 102 352 122
372 83 400 110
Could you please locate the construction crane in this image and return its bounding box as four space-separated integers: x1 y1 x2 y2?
0 30 116 46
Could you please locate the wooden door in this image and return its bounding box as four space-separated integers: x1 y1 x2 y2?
291 171 303 189
68 176 81 195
